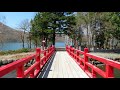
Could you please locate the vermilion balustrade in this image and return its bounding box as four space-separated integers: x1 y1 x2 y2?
66 45 120 78
0 45 55 78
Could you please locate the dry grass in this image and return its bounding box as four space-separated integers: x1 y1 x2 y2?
90 52 120 60
0 52 35 61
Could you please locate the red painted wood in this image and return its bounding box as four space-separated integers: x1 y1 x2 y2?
0 45 55 78
92 69 96 78
44 50 46 63
76 50 79 63
30 70 34 78
84 48 88 71
36 48 41 72
66 45 120 78
17 65 24 78
106 64 114 78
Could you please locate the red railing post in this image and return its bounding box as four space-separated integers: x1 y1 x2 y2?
50 46 52 55
48 47 51 59
70 46 72 56
36 48 41 71
75 49 77 60
17 65 24 78
70 47 72 56
44 50 46 63
68 46 70 54
92 69 96 78
76 50 79 63
106 64 114 78
71 48 73 58
84 48 88 71
72 48 74 58
48 47 49 53
66 45 68 52
46 48 49 60
74 49 76 59
30 70 34 78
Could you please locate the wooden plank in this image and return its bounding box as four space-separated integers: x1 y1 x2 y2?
67 60 80 78
64 59 74 78
61 52 69 78
47 71 53 78
66 53 89 78
62 52 77 78
38 51 89 78
66 51 83 78
58 52 64 78
52 52 58 78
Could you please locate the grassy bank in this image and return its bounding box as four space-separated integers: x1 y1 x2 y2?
0 48 35 55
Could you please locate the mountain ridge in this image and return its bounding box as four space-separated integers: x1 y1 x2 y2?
0 22 24 43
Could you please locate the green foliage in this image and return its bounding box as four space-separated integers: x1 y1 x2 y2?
30 12 76 46
109 12 120 40
75 12 120 49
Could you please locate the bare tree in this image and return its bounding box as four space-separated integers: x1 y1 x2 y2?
18 19 30 48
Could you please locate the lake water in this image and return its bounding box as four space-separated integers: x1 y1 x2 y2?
0 42 35 51
55 42 65 48
0 42 65 51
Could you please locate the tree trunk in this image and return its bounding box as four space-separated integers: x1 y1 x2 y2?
91 35 94 48
86 25 89 48
22 41 24 48
45 36 48 49
29 32 31 49
111 38 114 49
53 29 55 45
115 41 119 49
76 40 79 49
23 30 25 48
29 37 31 49
73 37 77 48
35 39 38 48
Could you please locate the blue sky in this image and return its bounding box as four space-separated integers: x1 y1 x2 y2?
0 12 36 29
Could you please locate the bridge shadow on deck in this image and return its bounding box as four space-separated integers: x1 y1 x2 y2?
37 52 56 78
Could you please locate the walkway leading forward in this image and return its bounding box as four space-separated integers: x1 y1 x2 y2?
1 45 119 78
38 51 89 78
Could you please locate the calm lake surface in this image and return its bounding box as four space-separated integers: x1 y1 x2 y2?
0 42 65 51
0 42 34 51
55 42 65 48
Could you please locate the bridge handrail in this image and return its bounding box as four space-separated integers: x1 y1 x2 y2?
66 45 120 78
0 45 55 78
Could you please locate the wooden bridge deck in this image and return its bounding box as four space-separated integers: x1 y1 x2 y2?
38 51 89 78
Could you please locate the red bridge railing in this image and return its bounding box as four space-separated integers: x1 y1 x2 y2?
0 45 55 78
66 45 120 78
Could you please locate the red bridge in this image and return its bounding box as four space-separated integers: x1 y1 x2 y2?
0 45 120 78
